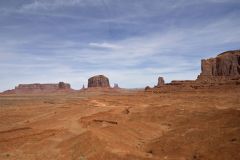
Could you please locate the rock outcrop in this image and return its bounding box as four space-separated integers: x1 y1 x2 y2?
88 75 110 88
197 50 240 82
113 83 120 89
145 86 151 91
81 84 86 90
58 82 71 89
3 82 72 94
157 77 165 87
146 50 240 92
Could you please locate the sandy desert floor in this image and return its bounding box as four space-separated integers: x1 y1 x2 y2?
0 88 240 160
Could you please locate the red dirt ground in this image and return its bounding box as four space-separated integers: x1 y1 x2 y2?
0 88 240 160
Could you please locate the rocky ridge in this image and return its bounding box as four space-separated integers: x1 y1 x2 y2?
3 82 72 94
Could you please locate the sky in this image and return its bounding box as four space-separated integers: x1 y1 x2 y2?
0 0 240 91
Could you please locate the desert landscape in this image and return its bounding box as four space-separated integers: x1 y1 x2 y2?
1 1 240 160
0 50 240 160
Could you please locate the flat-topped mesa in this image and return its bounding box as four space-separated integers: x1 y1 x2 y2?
88 75 110 88
6 82 72 94
197 50 240 82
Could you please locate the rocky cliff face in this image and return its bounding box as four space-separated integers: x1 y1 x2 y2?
197 50 240 82
88 75 110 88
4 82 72 94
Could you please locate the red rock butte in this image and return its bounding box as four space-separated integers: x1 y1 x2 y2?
88 75 110 88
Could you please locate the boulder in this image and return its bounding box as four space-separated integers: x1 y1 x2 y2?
88 75 110 88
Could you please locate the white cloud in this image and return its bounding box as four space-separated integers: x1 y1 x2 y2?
89 42 122 49
20 0 104 11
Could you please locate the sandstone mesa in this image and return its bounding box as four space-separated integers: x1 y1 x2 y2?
88 75 110 88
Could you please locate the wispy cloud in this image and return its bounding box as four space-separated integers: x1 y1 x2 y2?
20 0 96 11
89 42 122 49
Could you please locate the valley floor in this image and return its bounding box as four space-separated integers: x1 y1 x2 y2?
0 88 240 160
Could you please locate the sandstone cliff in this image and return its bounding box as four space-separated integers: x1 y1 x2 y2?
197 50 240 82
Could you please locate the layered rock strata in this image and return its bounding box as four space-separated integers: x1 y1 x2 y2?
197 50 240 83
3 82 72 94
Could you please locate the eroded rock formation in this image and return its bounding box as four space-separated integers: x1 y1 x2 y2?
157 77 165 87
58 82 71 89
3 82 72 94
88 75 110 88
197 50 240 82
146 50 240 92
113 83 120 89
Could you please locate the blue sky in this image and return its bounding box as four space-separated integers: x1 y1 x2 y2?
0 0 240 91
